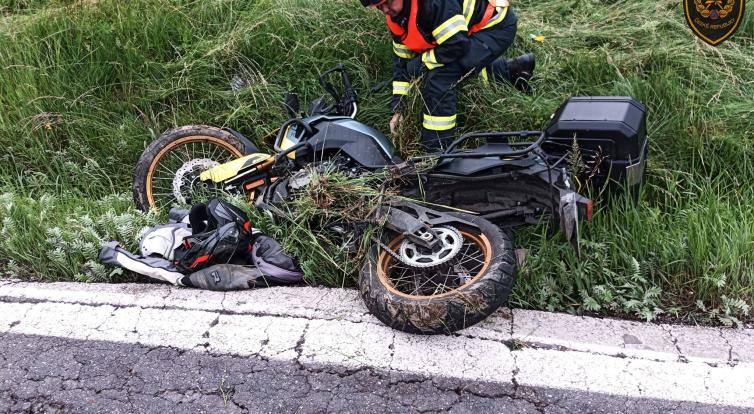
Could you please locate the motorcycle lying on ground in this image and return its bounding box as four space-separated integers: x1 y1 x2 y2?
133 64 648 334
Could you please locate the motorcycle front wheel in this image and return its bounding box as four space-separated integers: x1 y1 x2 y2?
359 213 517 334
133 125 245 211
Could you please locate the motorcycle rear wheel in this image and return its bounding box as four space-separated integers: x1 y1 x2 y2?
359 213 517 334
133 125 245 211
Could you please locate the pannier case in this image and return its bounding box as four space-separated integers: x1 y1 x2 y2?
543 96 648 198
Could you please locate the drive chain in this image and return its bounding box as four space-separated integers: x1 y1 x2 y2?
370 235 409 265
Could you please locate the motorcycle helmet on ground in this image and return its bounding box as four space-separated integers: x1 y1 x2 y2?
174 221 250 273
174 198 253 273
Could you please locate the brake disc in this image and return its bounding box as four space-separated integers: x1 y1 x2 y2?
172 158 219 205
398 226 463 269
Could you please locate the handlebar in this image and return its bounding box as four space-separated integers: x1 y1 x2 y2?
275 64 361 152
318 64 358 118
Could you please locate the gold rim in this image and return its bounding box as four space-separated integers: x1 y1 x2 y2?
145 135 243 209
377 229 492 300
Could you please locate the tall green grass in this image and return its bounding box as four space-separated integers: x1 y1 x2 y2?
0 192 158 281
0 0 752 324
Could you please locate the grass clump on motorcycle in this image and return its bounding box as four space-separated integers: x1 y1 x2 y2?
0 0 753 327
252 165 398 288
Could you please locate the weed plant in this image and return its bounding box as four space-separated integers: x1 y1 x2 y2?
0 192 159 281
0 0 752 324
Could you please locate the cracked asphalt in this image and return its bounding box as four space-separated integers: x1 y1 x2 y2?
1 282 753 413
2 333 745 414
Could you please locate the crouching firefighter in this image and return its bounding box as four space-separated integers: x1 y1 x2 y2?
361 0 535 151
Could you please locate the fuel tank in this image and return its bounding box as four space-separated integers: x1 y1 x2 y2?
283 116 401 168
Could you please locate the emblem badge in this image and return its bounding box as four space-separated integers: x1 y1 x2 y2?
684 0 746 45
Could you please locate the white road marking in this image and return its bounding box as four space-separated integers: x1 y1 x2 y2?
2 282 753 408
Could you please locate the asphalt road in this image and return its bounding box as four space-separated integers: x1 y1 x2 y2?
2 332 745 414
2 281 753 413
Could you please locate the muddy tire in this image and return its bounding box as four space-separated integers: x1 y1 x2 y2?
133 125 245 211
359 213 517 334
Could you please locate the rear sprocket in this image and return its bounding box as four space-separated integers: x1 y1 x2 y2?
397 226 463 269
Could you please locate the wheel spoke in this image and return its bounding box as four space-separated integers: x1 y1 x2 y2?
208 142 221 161
379 228 490 298
154 164 179 179
144 136 243 209
155 194 178 209
181 142 193 164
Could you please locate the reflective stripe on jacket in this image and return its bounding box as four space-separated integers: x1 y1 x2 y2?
386 0 505 54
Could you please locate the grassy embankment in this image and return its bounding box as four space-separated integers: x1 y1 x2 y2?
0 0 752 324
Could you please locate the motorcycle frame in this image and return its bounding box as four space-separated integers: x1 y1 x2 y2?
201 64 592 250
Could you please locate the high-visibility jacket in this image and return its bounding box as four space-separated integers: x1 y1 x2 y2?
390 0 511 105
387 0 502 54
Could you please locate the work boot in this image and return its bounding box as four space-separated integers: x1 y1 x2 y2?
505 52 535 91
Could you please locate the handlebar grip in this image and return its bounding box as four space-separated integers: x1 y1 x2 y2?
341 69 352 91
341 68 357 104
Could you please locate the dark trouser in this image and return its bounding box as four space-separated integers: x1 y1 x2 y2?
409 10 518 151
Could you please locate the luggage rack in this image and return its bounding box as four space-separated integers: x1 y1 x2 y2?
438 130 547 159
438 130 571 170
